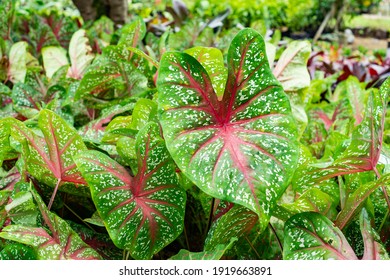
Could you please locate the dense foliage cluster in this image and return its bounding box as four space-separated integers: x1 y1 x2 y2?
0 0 389 260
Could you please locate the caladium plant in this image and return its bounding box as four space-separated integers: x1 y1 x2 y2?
157 28 299 231
1 3 390 260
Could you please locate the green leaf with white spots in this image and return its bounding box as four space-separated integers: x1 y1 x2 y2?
0 243 37 260
42 46 69 79
0 120 18 165
157 28 299 230
118 17 146 48
280 188 337 220
74 122 186 260
6 109 88 206
11 83 42 118
0 188 102 260
170 238 237 260
185 47 227 98
273 40 311 92
335 173 390 229
129 98 158 131
205 204 259 251
6 191 38 226
283 212 358 260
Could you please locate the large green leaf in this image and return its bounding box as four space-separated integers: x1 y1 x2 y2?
0 243 36 260
157 28 298 229
283 212 358 260
118 17 146 48
75 122 186 259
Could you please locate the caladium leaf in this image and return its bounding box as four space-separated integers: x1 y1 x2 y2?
170 238 237 260
11 83 42 118
335 173 390 229
332 76 367 126
157 28 299 228
7 109 88 208
42 46 69 79
360 208 389 260
283 212 358 260
5 190 39 226
118 17 146 48
185 46 227 98
66 29 94 80
273 40 311 92
0 243 37 260
74 122 186 260
280 188 337 220
7 41 27 84
205 205 259 251
0 188 102 260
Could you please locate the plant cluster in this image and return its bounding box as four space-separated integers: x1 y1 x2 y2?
0 0 389 260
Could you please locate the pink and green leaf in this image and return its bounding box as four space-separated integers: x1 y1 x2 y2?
157 28 299 229
74 122 186 259
283 212 358 260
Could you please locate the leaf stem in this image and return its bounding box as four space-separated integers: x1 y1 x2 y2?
63 203 96 232
48 178 61 210
205 197 215 238
244 236 261 259
269 222 284 254
127 46 159 68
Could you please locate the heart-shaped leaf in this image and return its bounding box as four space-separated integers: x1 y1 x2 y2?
75 122 186 259
157 28 299 228
283 212 358 260
6 109 88 208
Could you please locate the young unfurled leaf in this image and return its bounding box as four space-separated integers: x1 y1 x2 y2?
75 122 186 259
0 188 102 260
157 28 299 230
283 212 358 260
66 29 94 80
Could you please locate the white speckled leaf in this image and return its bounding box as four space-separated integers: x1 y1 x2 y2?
0 189 102 260
118 17 146 48
335 173 390 229
205 204 258 251
185 46 227 98
283 212 358 260
6 110 88 198
74 122 186 260
157 28 299 229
